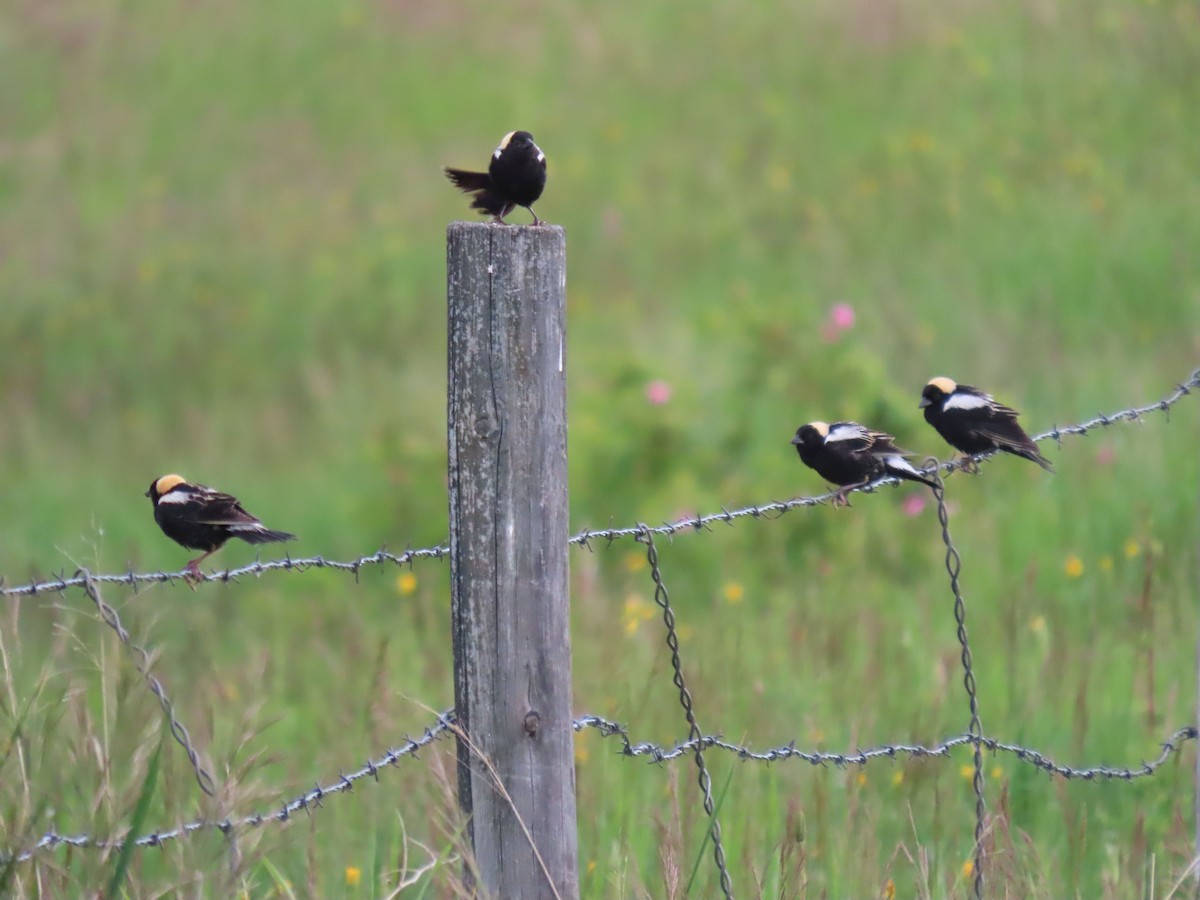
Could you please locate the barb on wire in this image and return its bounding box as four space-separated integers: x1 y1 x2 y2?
638 527 735 900
572 717 1198 779
929 467 985 900
1 545 449 598
8 711 455 864
78 570 217 798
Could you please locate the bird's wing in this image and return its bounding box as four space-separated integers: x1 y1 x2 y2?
195 493 264 527
824 422 878 450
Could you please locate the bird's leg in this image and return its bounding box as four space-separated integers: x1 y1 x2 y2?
832 478 873 507
529 208 542 226
184 550 214 584
961 455 981 475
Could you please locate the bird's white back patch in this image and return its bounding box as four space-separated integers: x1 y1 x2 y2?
227 523 264 532
944 392 993 411
156 490 196 504
535 143 545 163
826 423 869 443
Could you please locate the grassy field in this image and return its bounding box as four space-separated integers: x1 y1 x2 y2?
2 0 1199 895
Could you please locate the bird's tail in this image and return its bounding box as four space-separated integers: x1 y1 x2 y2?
469 190 514 219
233 525 297 544
1018 446 1055 472
882 455 938 489
444 168 490 193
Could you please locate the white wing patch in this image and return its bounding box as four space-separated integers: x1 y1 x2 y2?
534 143 545 163
882 455 921 476
944 392 993 412
227 523 265 532
825 423 870 443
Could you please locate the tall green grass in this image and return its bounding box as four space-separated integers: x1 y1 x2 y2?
2 0 1198 895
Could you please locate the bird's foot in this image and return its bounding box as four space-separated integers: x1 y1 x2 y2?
183 560 204 586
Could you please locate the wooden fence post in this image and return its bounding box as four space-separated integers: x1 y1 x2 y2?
447 221 578 900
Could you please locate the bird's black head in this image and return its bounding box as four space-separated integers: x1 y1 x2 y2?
791 422 829 450
920 377 957 409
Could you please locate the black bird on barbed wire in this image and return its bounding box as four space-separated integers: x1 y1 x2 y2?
791 421 936 506
444 130 547 225
919 377 1054 472
145 474 296 579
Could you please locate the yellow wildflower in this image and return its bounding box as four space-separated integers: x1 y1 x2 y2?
345 867 361 886
1064 556 1084 578
396 571 418 596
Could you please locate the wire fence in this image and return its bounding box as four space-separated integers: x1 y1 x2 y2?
2 366 1199 896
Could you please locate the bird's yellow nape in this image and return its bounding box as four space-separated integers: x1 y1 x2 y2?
927 376 957 394
807 421 830 437
498 131 516 150
153 474 188 495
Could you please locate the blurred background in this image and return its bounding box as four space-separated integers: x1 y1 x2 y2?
1 0 1198 896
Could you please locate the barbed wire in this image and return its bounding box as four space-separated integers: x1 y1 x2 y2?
930 467 985 900
3 366 1195 597
638 528 735 899
5 711 455 864
571 717 1199 779
79 571 217 798
13 710 1191 867
1 545 449 598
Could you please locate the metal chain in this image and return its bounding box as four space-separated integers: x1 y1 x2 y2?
638 527 735 900
78 570 217 797
929 469 984 900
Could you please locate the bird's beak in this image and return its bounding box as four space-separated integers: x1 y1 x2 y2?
918 397 931 409
144 489 153 498
790 436 801 445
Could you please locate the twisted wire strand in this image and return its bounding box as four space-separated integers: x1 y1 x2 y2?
7 712 454 863
1 546 450 598
572 717 1197 777
639 528 735 900
79 571 217 798
930 469 985 900
9 715 1194 865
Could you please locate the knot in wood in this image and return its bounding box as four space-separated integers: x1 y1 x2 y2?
523 710 541 737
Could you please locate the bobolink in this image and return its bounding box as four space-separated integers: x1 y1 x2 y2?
145 474 296 577
791 421 936 504
445 130 547 225
919 377 1053 471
